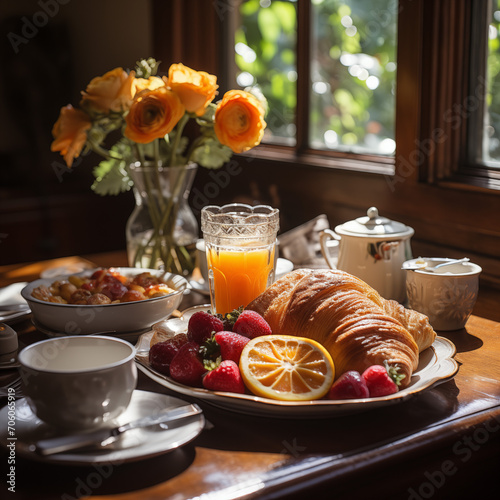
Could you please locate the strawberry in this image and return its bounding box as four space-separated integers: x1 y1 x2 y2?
169 341 208 387
214 331 250 364
233 310 272 338
362 361 404 397
202 360 246 394
327 370 370 400
187 311 224 344
149 333 188 376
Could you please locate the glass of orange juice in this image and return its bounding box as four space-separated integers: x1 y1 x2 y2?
201 204 279 315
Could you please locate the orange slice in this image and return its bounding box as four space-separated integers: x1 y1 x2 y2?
239 335 335 401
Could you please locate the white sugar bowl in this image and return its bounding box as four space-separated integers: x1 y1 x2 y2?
404 258 482 330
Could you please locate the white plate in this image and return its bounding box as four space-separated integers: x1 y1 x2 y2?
136 310 459 419
0 390 205 465
0 309 31 325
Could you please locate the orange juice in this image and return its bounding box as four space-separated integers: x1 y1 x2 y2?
201 203 280 316
207 246 275 315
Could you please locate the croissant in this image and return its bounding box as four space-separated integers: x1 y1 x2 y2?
246 268 436 388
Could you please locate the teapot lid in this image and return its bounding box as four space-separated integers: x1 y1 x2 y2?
335 207 414 237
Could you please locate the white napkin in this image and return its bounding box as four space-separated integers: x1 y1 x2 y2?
0 282 28 306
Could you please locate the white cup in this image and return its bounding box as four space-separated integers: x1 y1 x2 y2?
19 336 137 429
405 258 482 330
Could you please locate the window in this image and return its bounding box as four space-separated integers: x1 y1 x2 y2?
233 0 397 156
483 0 500 166
309 0 397 155
221 0 500 188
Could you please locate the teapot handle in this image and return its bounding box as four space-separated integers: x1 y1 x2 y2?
319 229 340 269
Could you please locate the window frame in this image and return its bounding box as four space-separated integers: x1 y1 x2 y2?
226 0 500 190
153 0 500 190
460 0 500 190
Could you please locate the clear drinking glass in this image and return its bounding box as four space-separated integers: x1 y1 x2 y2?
201 203 280 315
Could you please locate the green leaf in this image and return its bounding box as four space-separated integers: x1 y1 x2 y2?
261 39 277 62
218 306 244 329
281 48 295 66
240 0 260 17
271 1 296 34
338 4 352 18
203 356 222 371
196 103 216 123
258 8 280 43
91 158 131 196
192 139 233 169
384 360 406 386
200 333 221 364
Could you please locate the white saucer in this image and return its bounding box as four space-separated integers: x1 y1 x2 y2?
275 258 294 280
0 390 205 465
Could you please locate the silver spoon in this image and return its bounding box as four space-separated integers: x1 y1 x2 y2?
403 258 470 271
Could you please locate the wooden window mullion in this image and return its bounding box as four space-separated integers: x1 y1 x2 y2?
296 0 311 154
419 0 473 182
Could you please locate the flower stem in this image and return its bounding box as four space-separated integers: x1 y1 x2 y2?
169 114 190 167
185 135 206 164
88 139 123 161
153 139 167 214
130 162 194 275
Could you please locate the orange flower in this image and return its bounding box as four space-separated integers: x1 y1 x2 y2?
124 87 185 144
133 76 165 95
166 63 218 116
81 67 136 113
214 90 266 153
51 105 92 167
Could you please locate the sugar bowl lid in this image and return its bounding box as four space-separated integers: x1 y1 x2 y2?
335 207 414 237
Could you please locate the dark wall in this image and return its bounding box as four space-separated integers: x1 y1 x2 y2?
0 0 151 264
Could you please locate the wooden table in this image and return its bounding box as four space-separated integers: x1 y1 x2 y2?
1 254 500 499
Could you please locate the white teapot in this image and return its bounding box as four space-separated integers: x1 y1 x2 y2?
319 207 414 303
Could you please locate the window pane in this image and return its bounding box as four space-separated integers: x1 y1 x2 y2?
235 0 297 144
310 0 397 155
484 1 500 166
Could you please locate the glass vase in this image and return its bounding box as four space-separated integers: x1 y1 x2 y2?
126 161 198 276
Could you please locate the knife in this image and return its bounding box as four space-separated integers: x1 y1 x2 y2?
31 403 203 456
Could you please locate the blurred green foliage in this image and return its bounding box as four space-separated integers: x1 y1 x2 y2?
235 0 397 154
236 0 297 142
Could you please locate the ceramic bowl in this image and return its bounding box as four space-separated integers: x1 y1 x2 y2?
19 335 137 429
404 258 482 330
21 268 188 335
